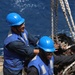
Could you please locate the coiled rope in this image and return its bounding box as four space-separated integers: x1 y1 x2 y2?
51 0 75 74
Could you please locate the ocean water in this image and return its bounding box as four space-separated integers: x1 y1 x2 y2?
0 0 75 55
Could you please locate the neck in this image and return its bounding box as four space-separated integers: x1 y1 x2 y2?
11 27 21 35
39 53 49 65
11 29 21 35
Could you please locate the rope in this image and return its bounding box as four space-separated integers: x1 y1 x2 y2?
59 0 75 41
51 0 59 40
51 0 75 41
64 0 75 32
54 0 59 35
51 0 54 40
62 61 75 75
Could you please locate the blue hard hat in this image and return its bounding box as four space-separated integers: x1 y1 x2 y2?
6 13 25 26
37 36 55 52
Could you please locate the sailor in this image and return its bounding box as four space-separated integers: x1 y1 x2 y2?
27 36 55 75
27 36 75 75
3 12 39 75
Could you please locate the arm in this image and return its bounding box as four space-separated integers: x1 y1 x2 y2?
6 40 39 57
28 33 41 46
27 66 39 75
54 54 75 65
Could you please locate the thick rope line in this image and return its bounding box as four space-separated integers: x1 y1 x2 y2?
51 0 75 41
64 0 75 32
62 61 75 75
51 0 58 40
54 0 59 35
51 0 54 40
59 0 74 41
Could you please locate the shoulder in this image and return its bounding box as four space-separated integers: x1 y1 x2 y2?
4 33 19 45
28 55 41 67
27 66 39 75
24 29 28 34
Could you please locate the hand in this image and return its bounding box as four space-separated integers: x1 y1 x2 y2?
34 49 39 54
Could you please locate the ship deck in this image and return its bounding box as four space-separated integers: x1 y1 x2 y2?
0 56 3 75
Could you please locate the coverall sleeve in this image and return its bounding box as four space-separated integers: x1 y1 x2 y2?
6 41 35 57
28 33 41 46
54 54 75 65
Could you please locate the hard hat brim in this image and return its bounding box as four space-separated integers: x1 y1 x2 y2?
37 44 56 52
10 18 25 26
44 48 56 52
